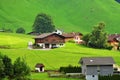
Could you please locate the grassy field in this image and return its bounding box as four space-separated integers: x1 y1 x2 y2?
31 73 82 80
0 33 120 69
0 0 120 33
0 32 34 48
0 33 120 79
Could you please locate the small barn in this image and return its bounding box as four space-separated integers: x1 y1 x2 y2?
35 63 45 72
80 57 115 80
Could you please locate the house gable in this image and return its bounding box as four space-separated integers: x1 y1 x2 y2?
34 33 65 44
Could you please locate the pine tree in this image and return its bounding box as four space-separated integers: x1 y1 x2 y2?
13 57 30 80
2 55 14 79
0 59 5 79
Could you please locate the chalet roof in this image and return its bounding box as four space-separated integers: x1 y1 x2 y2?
108 34 120 42
27 31 40 35
34 33 65 39
35 63 45 68
62 33 74 38
62 32 83 38
80 57 115 66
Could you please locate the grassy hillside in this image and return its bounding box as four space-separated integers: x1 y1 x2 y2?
0 33 120 79
0 32 33 48
0 0 120 33
0 33 120 70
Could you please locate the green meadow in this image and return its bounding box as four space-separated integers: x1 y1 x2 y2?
0 0 120 33
1 0 120 79
0 32 120 79
0 32 120 69
31 73 82 80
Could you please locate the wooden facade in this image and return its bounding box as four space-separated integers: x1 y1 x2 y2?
35 34 65 44
62 32 83 43
108 34 120 50
34 33 65 48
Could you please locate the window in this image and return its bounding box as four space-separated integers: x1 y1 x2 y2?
92 75 95 77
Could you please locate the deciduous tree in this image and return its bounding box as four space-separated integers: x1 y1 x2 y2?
32 13 55 33
13 57 30 80
83 22 108 49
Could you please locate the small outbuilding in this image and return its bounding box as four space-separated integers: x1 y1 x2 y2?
35 63 45 72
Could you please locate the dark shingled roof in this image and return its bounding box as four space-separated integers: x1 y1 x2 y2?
62 33 74 38
62 32 83 38
34 32 83 39
34 33 65 39
108 34 120 42
80 57 115 65
35 63 45 68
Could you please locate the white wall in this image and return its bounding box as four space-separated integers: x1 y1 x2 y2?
86 75 98 80
35 67 44 72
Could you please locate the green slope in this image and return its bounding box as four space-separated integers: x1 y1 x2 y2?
0 33 120 70
0 0 120 33
0 32 34 48
0 33 120 80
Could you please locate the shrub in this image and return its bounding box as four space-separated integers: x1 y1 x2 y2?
99 75 120 80
0 45 11 49
32 43 43 49
68 40 75 43
59 65 81 73
1 27 13 33
16 27 25 34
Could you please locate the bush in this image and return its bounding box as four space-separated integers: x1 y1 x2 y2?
68 40 75 43
0 45 11 49
99 75 120 80
32 44 43 49
59 65 81 73
105 45 113 50
1 27 13 33
16 27 25 34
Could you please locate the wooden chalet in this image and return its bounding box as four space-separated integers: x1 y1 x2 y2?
62 32 83 43
108 34 120 50
34 33 65 49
